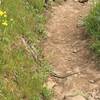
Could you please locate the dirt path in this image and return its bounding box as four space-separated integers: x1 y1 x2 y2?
42 0 100 100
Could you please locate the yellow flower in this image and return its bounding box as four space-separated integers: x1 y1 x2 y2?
2 21 8 26
4 14 7 17
0 10 4 16
10 18 13 21
3 11 7 14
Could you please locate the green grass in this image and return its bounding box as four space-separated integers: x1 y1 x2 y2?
85 1 100 56
0 0 51 99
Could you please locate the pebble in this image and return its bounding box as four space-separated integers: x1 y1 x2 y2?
78 0 88 3
73 49 78 53
74 0 88 3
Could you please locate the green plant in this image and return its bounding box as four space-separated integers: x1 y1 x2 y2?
0 0 50 99
85 1 100 56
42 87 53 100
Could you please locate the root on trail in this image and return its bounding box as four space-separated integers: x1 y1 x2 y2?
51 69 86 79
51 71 78 79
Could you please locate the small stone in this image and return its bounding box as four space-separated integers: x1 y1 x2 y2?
73 49 78 53
74 0 88 3
74 74 78 77
74 0 78 2
89 80 95 83
78 0 88 3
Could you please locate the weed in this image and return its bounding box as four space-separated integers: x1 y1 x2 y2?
0 0 51 99
85 1 100 56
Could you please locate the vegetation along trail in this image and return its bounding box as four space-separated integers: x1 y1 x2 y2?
42 0 100 100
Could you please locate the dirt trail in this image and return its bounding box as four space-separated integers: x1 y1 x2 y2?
42 0 100 100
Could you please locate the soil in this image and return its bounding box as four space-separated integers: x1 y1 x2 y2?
42 0 100 100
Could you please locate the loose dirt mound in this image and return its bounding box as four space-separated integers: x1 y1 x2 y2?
42 0 100 100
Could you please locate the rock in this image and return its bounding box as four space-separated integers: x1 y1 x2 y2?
88 80 95 83
89 88 100 100
78 0 88 3
74 0 78 2
74 0 88 3
73 49 78 53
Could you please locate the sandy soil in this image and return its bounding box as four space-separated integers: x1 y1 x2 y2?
42 0 100 99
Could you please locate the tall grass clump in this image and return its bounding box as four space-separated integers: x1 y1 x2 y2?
85 1 100 56
0 0 51 99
